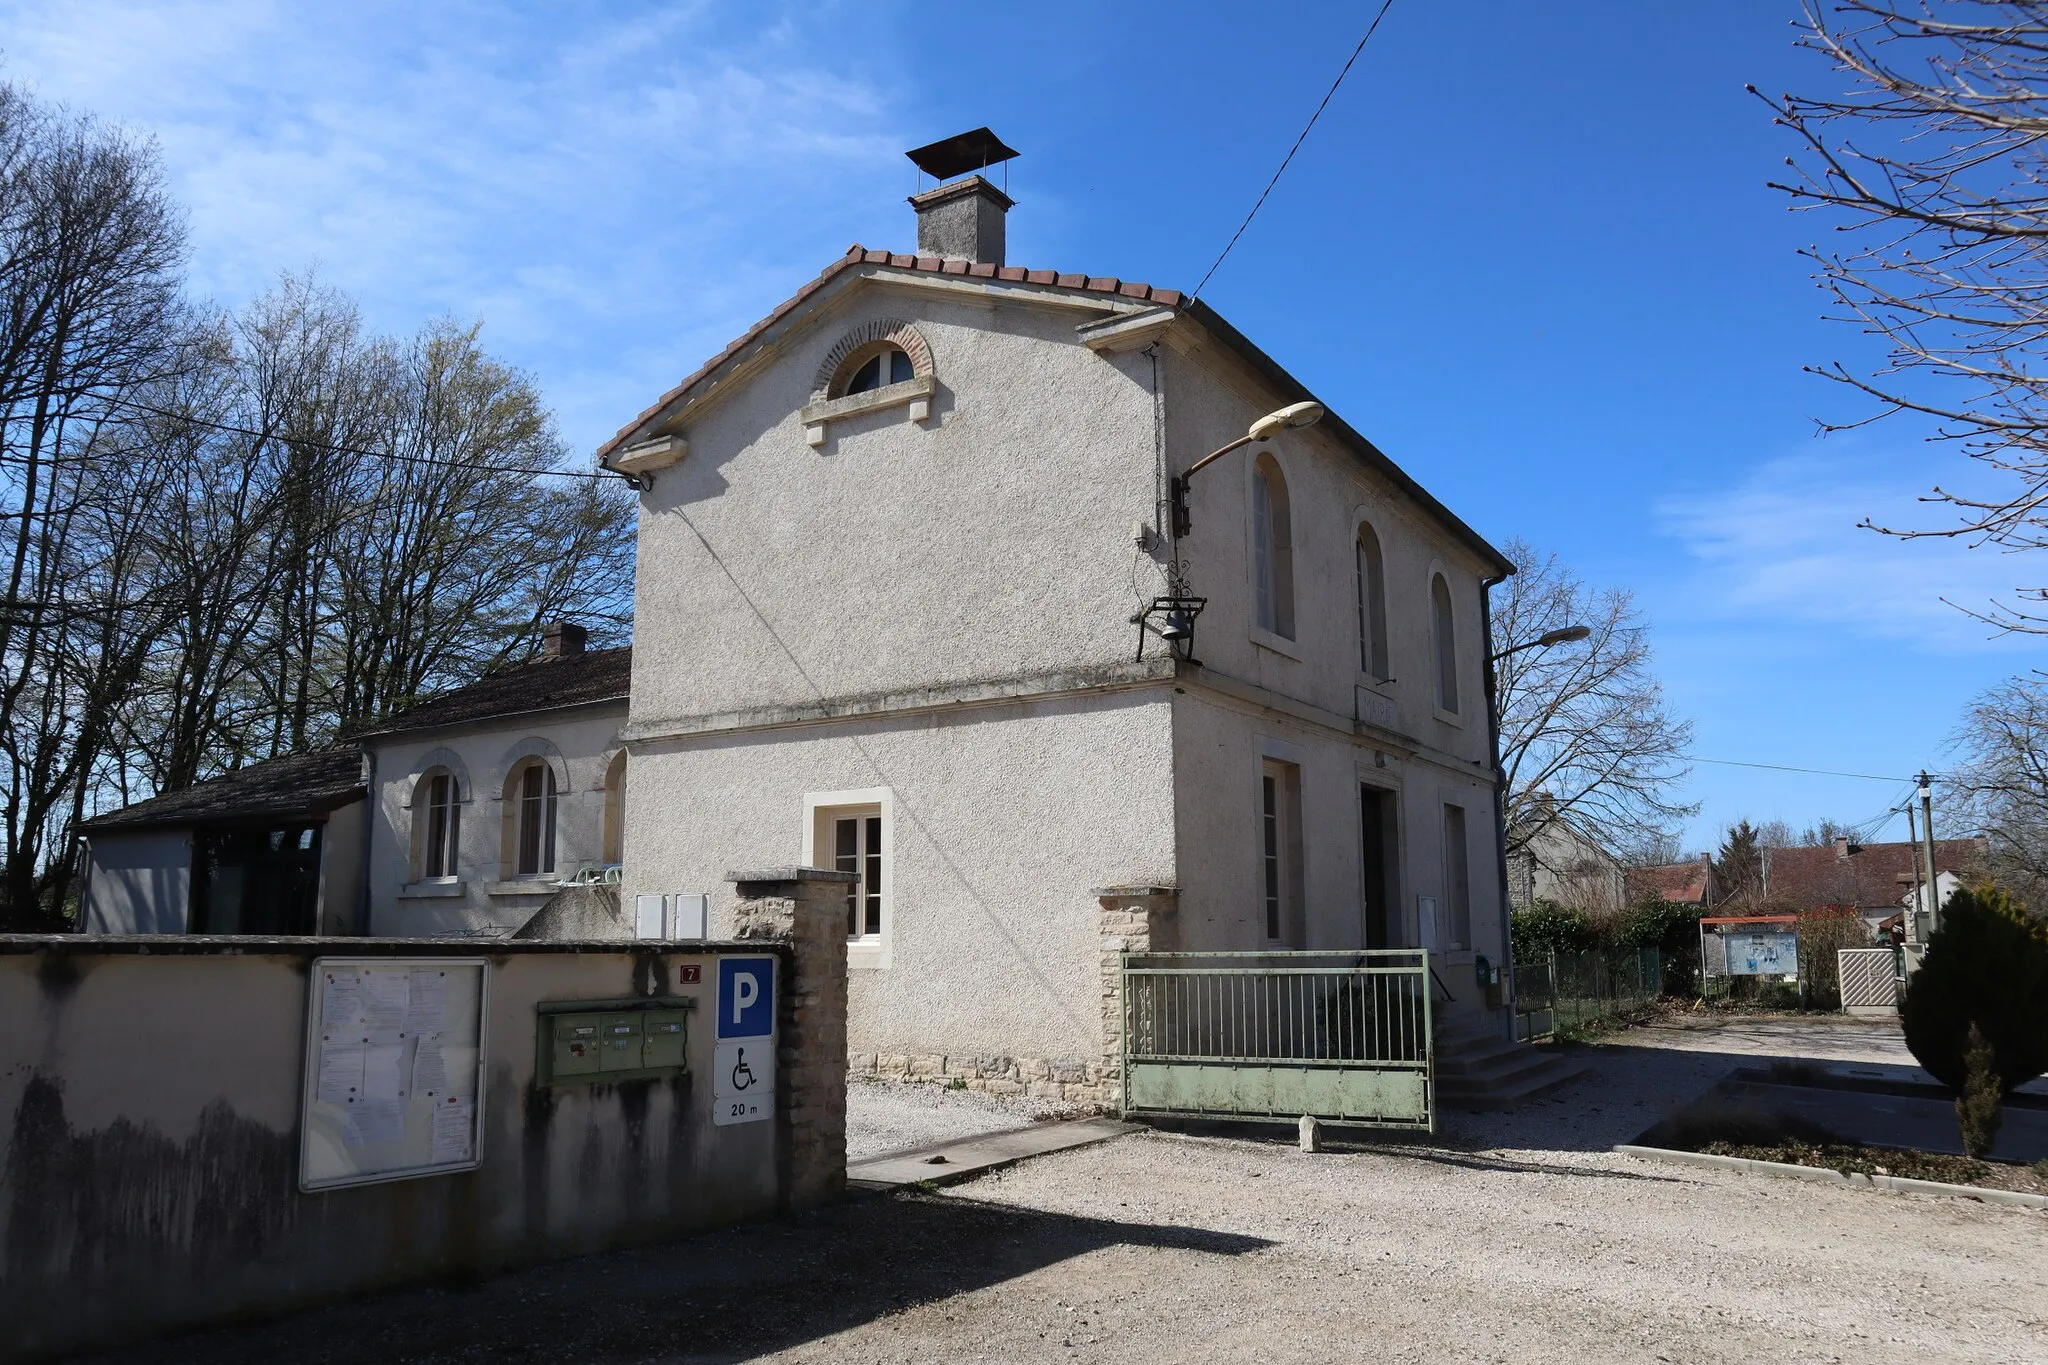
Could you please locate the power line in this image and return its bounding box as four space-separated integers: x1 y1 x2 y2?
1681 755 1930 784
1189 0 1398 301
94 393 617 483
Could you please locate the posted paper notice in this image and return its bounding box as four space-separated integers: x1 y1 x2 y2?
431 1097 475 1164
316 1039 364 1105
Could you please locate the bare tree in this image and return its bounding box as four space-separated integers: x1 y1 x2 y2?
0 79 636 928
1491 539 1696 876
0 82 185 927
1948 673 2048 908
1765 1 2048 632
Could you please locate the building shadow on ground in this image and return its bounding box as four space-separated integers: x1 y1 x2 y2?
71 1192 1274 1365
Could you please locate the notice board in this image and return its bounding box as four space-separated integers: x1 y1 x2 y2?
300 957 488 1191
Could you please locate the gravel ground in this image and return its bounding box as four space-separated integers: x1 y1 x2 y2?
78 1015 2048 1365
847 1074 1085 1162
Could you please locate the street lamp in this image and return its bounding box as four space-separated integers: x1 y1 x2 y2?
1487 623 1590 665
1168 401 1325 539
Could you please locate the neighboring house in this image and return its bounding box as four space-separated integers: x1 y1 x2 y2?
1507 798 1625 912
77 749 367 935
1625 856 1718 910
358 624 630 937
599 136 1515 1076
76 623 626 939
1763 836 1986 935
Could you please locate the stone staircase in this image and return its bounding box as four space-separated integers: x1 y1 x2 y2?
1433 1017 1589 1111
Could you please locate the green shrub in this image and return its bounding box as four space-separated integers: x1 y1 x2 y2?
1797 907 1873 1010
1957 1023 2003 1159
1901 886 2048 1095
1510 900 1590 960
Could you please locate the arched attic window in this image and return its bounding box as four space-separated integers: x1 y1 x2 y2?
803 320 937 446
836 344 915 397
504 758 559 877
1252 454 1296 640
1431 572 1460 714
412 767 461 880
1356 521 1389 681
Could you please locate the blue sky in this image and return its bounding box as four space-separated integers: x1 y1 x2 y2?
4 0 2032 852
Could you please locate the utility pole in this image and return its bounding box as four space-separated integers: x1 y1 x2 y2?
1903 803 1922 947
1918 772 1941 936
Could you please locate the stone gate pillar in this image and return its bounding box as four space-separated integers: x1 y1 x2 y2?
730 866 856 1212
1094 884 1178 1109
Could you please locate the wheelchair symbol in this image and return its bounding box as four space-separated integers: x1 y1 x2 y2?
730 1047 757 1092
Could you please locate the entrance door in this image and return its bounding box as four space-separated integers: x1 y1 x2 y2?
1360 786 1395 949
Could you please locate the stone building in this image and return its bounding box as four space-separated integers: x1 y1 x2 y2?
76 623 630 939
599 134 1515 1092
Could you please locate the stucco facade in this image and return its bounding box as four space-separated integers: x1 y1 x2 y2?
365 701 629 937
606 217 1514 1068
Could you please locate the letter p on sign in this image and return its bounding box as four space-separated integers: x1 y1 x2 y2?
717 958 773 1039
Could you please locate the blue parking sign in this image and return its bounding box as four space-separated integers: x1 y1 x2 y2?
717 958 774 1038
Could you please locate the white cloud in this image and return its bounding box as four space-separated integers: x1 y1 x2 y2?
1656 442 2044 654
0 0 913 456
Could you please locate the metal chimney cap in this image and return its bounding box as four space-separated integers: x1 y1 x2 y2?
906 127 1019 181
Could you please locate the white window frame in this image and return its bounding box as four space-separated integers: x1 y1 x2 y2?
1257 748 1305 948
801 786 894 970
416 768 462 882
511 759 558 879
1429 566 1464 725
1247 452 1299 653
1442 802 1473 957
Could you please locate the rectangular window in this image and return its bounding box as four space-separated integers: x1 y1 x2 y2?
835 812 883 940
1260 758 1303 945
1443 803 1472 950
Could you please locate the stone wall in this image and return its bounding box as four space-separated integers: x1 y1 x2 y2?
729 868 851 1211
846 885 1178 1111
0 927 848 1363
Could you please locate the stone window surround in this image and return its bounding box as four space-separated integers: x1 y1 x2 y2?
800 785 894 970
800 319 937 448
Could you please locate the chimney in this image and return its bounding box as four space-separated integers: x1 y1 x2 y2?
1834 835 1852 861
905 127 1019 268
542 621 586 659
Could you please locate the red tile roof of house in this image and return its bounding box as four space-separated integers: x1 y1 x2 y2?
1763 838 1985 912
1627 858 1714 906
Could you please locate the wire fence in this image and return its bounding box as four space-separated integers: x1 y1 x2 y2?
1513 945 1663 1039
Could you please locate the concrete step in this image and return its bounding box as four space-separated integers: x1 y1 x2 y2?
846 1117 1138 1190
1437 1046 1557 1091
1438 1053 1590 1111
1432 1036 1529 1075
1429 1023 1590 1111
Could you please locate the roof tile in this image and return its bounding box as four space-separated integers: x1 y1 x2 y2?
84 749 366 832
357 647 632 740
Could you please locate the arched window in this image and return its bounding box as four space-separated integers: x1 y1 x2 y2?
1356 522 1389 680
839 344 915 396
412 767 461 880
1252 454 1295 639
507 759 558 877
601 750 626 866
1431 573 1460 714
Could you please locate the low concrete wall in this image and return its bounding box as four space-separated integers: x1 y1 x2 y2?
0 918 846 1361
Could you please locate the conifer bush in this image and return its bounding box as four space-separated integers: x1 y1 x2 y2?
1956 1024 2004 1159
1901 887 2048 1097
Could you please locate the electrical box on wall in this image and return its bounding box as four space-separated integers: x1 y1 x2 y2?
536 998 692 1087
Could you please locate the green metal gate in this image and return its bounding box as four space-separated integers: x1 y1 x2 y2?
1120 950 1434 1131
